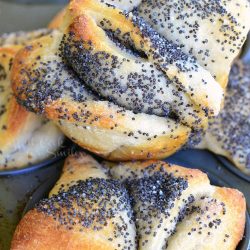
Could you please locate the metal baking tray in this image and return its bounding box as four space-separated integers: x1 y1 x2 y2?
0 139 75 249
217 156 250 183
0 156 64 250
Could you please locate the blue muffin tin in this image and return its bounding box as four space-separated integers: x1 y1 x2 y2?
0 155 64 249
0 140 78 249
217 156 250 183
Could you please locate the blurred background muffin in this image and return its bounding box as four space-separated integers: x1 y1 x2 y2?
198 60 250 175
0 30 64 170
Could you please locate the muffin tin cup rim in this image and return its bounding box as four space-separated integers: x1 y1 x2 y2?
216 156 250 183
0 155 64 177
0 141 77 176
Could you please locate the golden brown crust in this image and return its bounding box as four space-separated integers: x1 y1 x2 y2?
214 188 246 249
11 210 116 250
50 152 108 195
12 0 242 163
47 0 142 30
0 47 35 167
48 100 190 160
0 47 30 146
0 43 63 169
11 33 191 161
12 152 136 250
65 0 222 117
10 0 249 162
0 97 30 148
0 47 30 144
165 187 246 250
58 126 189 161
11 35 54 102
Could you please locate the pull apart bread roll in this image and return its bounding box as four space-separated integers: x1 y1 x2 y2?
48 0 141 29
198 61 250 175
137 0 250 88
11 0 249 160
0 31 64 169
0 29 51 47
12 152 246 250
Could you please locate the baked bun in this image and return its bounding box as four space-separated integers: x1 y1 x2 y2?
198 60 250 175
0 29 51 47
11 152 246 250
0 31 64 170
137 0 250 88
48 0 141 29
13 0 243 161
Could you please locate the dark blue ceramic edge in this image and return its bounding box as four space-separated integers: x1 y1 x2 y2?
0 141 76 176
22 176 60 217
241 32 250 63
217 156 250 183
0 156 62 176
